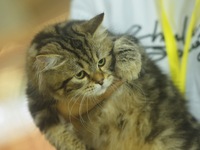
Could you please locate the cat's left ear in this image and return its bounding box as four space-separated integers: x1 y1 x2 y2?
35 54 63 72
74 13 104 35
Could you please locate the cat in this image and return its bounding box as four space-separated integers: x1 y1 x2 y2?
26 13 200 150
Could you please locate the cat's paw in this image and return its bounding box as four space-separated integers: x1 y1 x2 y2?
113 37 142 82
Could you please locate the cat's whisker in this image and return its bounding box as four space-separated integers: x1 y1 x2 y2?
131 82 147 103
132 82 145 96
68 93 94 133
78 96 96 135
85 98 97 133
87 97 100 135
91 95 104 110
68 98 77 122
109 80 122 93
68 94 77 118
79 95 89 122
81 94 98 135
68 93 82 122
86 96 93 123
79 94 87 123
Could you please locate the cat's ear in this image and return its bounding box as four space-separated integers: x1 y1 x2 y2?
74 13 104 35
35 54 63 72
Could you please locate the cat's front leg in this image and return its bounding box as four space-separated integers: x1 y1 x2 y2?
113 36 142 82
45 123 86 150
28 100 86 150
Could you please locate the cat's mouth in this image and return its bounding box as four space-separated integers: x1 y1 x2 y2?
94 78 114 96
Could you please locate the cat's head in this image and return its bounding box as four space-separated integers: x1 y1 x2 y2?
27 13 117 100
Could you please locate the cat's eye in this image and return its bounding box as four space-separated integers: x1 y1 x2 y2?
98 58 106 67
75 71 86 79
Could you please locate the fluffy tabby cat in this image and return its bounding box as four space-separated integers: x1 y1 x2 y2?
26 13 200 150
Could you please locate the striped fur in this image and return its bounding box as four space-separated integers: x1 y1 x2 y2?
26 13 200 150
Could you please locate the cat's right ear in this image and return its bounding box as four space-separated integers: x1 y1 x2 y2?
73 13 104 35
34 54 63 72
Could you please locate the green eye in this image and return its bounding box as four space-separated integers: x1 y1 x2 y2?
75 71 86 79
98 58 106 67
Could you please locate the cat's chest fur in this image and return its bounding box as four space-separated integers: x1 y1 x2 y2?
72 84 154 150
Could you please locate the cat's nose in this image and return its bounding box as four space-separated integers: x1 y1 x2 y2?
92 72 104 85
97 79 104 85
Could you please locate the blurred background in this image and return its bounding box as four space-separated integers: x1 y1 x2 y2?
0 0 70 149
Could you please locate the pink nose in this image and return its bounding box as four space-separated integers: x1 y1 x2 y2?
92 72 104 85
96 79 104 85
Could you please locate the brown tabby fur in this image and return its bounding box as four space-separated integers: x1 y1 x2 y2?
26 13 200 150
